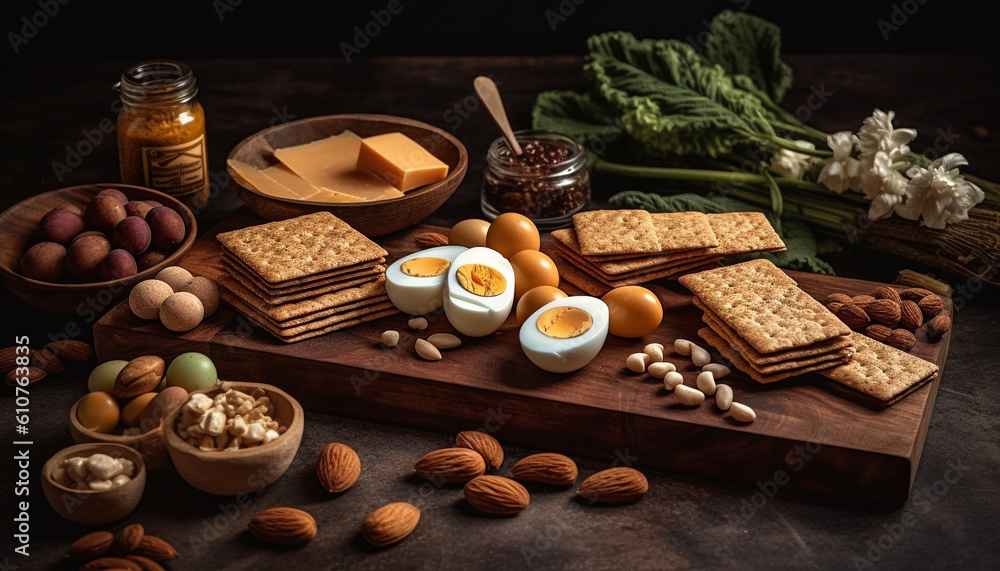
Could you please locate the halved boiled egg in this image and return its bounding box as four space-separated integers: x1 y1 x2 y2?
442 246 515 337
519 296 609 373
385 245 467 315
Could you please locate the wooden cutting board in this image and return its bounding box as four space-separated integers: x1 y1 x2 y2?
93 207 953 503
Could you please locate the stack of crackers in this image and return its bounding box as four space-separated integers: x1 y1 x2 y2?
546 209 786 296
215 212 398 343
679 258 938 407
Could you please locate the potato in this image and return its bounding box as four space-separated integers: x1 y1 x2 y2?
96 188 129 206
147 206 186 251
19 241 67 282
65 233 111 278
112 216 151 256
123 200 153 219
137 249 169 272
99 249 138 281
37 207 86 245
84 194 126 234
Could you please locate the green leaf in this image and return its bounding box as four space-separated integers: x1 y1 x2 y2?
703 10 794 103
761 167 784 218
584 32 779 157
530 90 624 144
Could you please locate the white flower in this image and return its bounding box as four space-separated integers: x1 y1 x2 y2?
855 109 917 163
769 140 816 180
895 153 985 229
859 151 909 220
817 131 861 193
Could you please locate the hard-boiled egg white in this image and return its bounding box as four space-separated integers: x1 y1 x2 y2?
386 245 467 315
442 246 515 337
519 296 609 373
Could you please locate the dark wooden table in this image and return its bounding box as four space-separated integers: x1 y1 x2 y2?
2 55 999 570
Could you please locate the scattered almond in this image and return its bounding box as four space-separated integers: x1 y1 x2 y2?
125 555 167 571
464 475 530 515
361 502 420 547
872 285 902 305
926 314 952 339
455 430 504 470
510 453 578 486
826 292 853 305
30 347 65 374
415 232 449 248
113 523 144 556
730 402 757 423
918 294 944 317
414 338 442 361
47 339 94 362
835 303 870 330
900 287 934 301
317 442 362 493
248 507 317 545
413 447 486 483
380 330 399 348
408 317 429 330
899 300 924 329
65 530 114 561
577 467 649 504
80 557 142 571
865 299 901 327
0 346 22 372
825 301 844 314
851 294 877 308
131 535 178 561
885 329 917 352
428 333 462 350
864 324 893 343
5 366 46 389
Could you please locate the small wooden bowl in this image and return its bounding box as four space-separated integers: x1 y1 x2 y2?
69 396 171 471
162 381 304 495
41 442 146 525
0 183 197 316
227 113 468 236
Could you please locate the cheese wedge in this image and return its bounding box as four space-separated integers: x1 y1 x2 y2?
229 159 366 203
356 132 449 192
273 130 403 201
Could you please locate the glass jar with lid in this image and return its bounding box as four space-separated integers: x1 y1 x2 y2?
481 130 590 230
114 60 210 209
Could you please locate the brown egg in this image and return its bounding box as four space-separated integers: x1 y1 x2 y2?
509 250 560 299
516 285 568 323
159 292 205 332
485 213 540 258
601 286 663 338
121 392 158 426
135 386 189 433
76 391 120 434
449 218 491 248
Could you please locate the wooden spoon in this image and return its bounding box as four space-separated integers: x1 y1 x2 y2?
474 76 523 156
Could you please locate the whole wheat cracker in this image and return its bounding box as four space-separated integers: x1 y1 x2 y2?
221 248 385 288
651 211 719 250
818 332 939 405
222 256 385 300
698 327 851 384
218 274 388 322
572 210 662 256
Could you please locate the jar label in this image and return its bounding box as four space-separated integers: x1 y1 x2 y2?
140 135 208 197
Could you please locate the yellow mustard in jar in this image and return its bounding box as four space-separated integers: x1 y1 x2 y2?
115 60 209 208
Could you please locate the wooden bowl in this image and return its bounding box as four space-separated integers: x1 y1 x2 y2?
69 396 171 471
227 113 468 236
41 442 146 525
162 381 304 495
0 183 197 316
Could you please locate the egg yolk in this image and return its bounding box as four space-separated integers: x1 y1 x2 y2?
456 264 507 297
400 257 450 277
536 306 593 339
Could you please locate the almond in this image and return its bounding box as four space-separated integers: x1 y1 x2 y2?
918 294 944 317
835 303 870 330
413 447 486 483
826 292 853 305
65 530 114 561
577 467 649 504
825 301 844 314
899 300 923 330
865 299 901 327
0 346 21 373
113 523 144 555
885 329 917 352
125 555 167 571
872 285 902 304
5 366 46 389
926 314 952 339
464 475 530 515
131 535 178 561
510 453 579 486
361 502 420 547
851 294 877 308
864 324 893 343
900 287 934 301
30 348 65 374
248 507 317 545
455 430 504 470
317 442 361 493
113 355 165 399
47 339 94 362
80 557 142 571
414 232 449 248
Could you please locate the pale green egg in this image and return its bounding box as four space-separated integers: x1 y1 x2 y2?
87 360 128 393
165 352 218 392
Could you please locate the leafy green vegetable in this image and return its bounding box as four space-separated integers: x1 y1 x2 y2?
703 10 794 103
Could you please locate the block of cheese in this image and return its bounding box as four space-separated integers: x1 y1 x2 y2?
355 132 450 192
273 130 404 201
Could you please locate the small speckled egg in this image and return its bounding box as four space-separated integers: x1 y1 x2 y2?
155 266 193 291
88 360 129 393
159 292 205 332
165 352 218 392
179 276 220 317
129 279 174 320
76 391 120 433
121 392 158 426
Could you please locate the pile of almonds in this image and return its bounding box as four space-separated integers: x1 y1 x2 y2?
64 523 178 570
826 286 951 352
2 339 93 389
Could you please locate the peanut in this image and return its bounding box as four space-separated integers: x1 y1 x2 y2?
702 363 730 378
690 343 711 367
715 384 733 411
643 343 664 363
673 339 692 356
626 353 650 373
662 371 684 390
730 402 756 423
381 330 400 348
647 361 676 379
674 384 705 406
415 338 442 361
696 371 717 396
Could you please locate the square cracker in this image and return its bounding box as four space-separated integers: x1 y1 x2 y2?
678 259 850 354
704 212 785 255
572 210 662 256
216 211 387 283
818 332 939 405
218 274 388 322
651 212 719 251
222 248 384 289
698 327 851 384
222 256 384 299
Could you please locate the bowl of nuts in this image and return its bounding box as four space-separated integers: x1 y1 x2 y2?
41 442 146 525
0 183 196 316
162 381 304 495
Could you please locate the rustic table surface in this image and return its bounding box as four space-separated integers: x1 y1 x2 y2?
1 55 999 570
